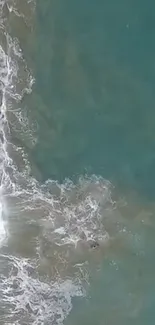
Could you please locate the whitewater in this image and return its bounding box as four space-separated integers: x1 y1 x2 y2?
0 1 117 324
0 1 154 325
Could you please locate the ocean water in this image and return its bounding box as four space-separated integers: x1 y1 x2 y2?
0 0 155 324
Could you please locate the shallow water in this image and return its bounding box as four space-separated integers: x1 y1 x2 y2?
33 0 155 197
0 0 155 324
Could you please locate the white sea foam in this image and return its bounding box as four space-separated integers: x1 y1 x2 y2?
0 254 84 325
0 3 115 253
4 174 114 249
0 200 6 245
0 3 152 325
0 1 133 324
0 2 92 324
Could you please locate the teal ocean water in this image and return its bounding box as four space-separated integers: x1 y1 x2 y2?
34 0 155 192
0 0 155 324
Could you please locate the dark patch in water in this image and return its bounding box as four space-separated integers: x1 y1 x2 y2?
88 240 100 249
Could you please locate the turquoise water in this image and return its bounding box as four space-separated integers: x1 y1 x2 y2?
0 0 155 324
32 0 155 199
33 1 155 323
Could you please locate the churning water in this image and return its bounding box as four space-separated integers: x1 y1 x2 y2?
0 1 155 324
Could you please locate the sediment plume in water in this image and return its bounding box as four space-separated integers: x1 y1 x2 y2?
0 1 154 325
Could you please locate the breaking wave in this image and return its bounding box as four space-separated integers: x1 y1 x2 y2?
0 1 152 324
0 254 84 325
0 1 121 324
